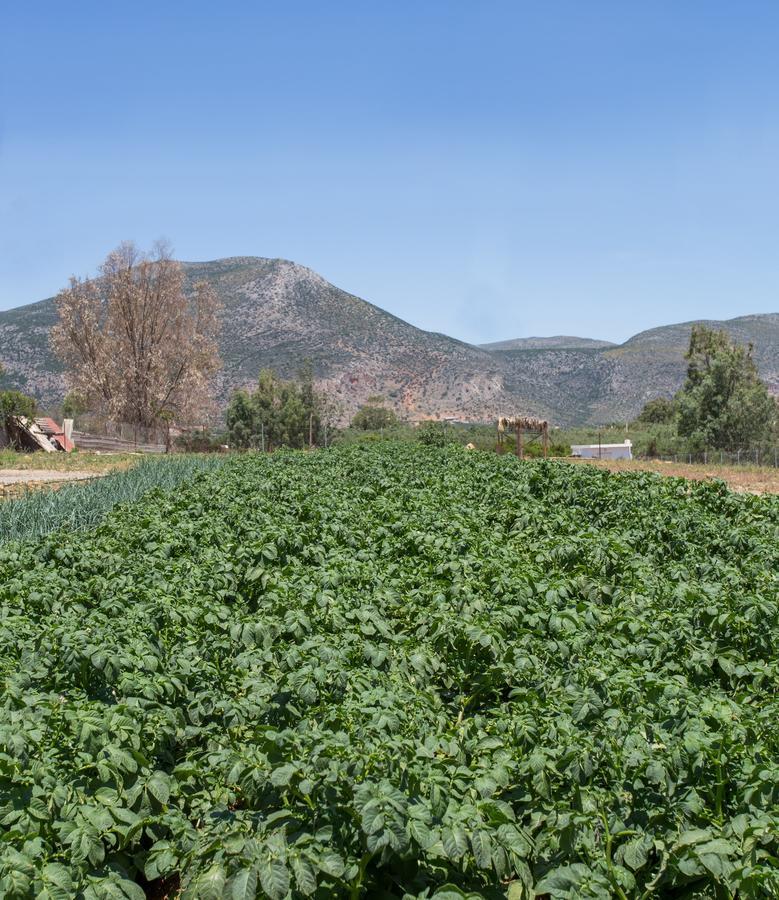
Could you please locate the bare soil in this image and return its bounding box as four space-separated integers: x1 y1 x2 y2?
0 469 97 485
0 452 138 500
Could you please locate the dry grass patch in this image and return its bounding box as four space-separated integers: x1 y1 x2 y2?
0 449 142 473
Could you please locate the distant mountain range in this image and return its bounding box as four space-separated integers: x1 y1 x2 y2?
1 256 777 425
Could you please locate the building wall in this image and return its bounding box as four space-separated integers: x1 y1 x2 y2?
571 444 633 460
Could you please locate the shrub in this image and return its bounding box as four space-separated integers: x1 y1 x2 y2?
351 397 399 431
416 421 458 447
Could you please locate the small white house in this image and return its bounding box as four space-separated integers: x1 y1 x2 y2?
571 439 632 460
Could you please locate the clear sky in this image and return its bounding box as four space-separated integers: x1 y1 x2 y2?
2 1 778 344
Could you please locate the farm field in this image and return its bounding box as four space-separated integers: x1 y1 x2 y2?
0 456 226 545
1 444 778 898
566 456 779 496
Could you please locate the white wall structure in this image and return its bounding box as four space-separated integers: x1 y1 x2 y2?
571 439 633 460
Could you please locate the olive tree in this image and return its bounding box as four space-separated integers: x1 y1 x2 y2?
676 325 777 449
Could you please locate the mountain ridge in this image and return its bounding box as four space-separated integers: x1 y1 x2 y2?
479 336 617 351
1 256 777 425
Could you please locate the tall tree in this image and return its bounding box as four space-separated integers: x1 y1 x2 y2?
676 325 777 448
298 358 320 446
226 366 333 450
351 396 398 431
635 396 676 425
51 241 221 428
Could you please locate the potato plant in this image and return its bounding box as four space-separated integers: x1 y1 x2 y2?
0 445 778 898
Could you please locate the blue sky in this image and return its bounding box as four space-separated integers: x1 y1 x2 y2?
2 1 779 344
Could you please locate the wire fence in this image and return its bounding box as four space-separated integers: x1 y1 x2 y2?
640 448 779 468
75 415 170 445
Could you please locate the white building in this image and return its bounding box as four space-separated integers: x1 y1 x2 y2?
571 439 632 460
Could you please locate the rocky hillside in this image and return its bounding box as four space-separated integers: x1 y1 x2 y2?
491 314 779 424
0 258 520 424
1 257 777 425
479 336 616 351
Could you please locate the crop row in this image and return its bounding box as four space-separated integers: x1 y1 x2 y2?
1 444 778 898
0 455 226 546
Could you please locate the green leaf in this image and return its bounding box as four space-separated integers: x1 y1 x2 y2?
442 825 469 861
270 763 296 787
192 864 226 900
506 879 529 900
675 829 714 848
41 863 73 900
145 841 178 880
619 833 653 871
431 886 468 899
259 859 290 900
146 771 171 805
645 761 666 786
291 855 317 895
230 867 258 900
535 863 593 893
317 851 345 878
470 829 493 869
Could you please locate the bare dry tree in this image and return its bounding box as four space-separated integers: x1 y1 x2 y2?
51 241 221 428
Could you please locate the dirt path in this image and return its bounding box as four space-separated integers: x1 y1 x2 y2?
0 469 97 485
564 457 779 495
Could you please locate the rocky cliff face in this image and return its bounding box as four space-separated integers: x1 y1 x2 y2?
1 256 777 425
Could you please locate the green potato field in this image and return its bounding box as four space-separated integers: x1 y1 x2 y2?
1 444 778 898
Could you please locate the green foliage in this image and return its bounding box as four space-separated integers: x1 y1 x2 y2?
676 325 777 449
509 439 572 459
0 455 225 544
173 429 227 453
226 365 326 450
417 421 459 447
1 444 779 897
62 391 89 419
0 389 37 430
635 396 676 425
351 396 399 431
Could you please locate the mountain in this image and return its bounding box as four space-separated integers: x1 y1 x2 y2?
1 257 778 426
489 314 779 424
0 258 517 424
479 336 616 351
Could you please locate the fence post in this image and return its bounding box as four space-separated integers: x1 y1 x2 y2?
756 448 759 466
515 425 523 459
737 448 740 465
704 450 707 465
